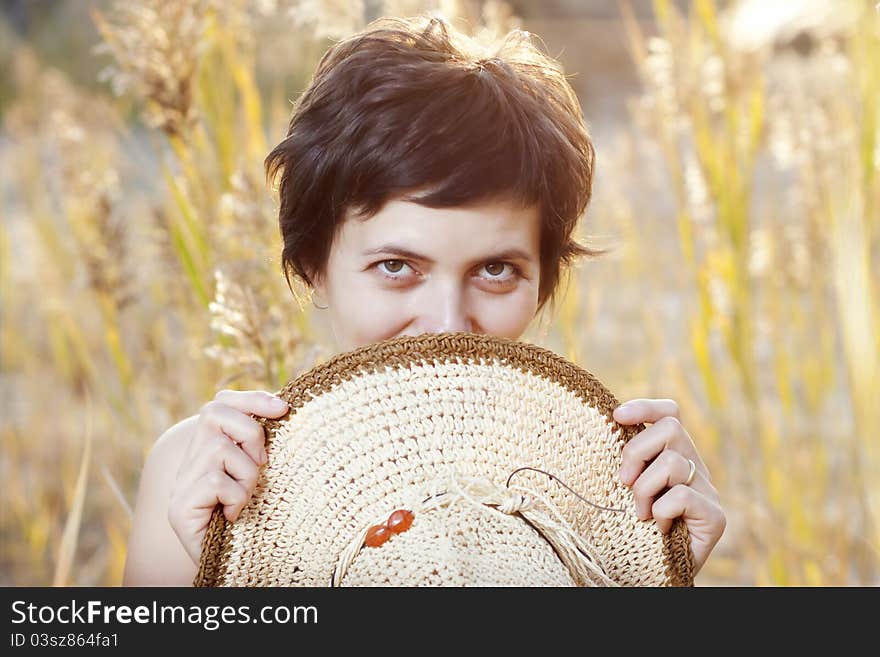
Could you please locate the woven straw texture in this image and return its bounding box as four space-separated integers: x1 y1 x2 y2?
194 332 695 587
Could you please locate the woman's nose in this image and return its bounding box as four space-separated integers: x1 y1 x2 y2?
424 313 472 334
414 283 473 334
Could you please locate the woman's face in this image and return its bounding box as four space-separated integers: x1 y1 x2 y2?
311 194 542 353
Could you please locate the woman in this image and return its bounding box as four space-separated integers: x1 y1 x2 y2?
123 14 725 586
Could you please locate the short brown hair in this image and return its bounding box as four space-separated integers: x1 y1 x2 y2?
266 14 606 316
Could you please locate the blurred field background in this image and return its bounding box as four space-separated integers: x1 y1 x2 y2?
1 0 878 586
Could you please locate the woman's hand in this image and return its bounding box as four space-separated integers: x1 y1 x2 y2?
613 398 725 575
167 390 289 565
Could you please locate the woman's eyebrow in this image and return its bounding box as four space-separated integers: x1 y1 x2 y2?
361 244 534 266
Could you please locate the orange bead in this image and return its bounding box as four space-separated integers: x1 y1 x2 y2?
365 524 391 547
386 509 414 534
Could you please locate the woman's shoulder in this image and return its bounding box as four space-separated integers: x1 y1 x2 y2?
149 413 200 464
134 413 200 505
122 413 202 586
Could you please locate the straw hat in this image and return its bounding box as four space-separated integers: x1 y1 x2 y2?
194 332 695 587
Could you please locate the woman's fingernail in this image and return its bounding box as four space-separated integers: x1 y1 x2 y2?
271 396 288 408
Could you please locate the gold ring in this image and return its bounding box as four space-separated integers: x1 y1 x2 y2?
684 458 696 486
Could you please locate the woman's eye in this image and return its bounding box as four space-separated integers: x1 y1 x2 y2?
376 260 411 278
483 262 507 277
481 262 519 283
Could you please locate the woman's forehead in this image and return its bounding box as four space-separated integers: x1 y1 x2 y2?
339 196 541 256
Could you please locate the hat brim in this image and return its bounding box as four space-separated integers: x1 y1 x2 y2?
195 331 695 587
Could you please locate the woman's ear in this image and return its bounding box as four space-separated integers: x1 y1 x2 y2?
309 269 328 306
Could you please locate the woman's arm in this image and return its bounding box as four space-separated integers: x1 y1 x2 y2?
122 415 201 586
